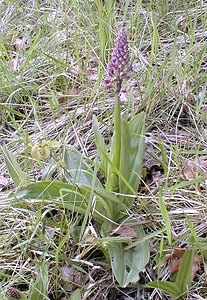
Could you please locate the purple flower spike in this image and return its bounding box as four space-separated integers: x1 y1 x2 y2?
104 28 132 93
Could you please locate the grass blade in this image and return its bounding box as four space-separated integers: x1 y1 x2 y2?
175 248 194 294
2 145 28 187
147 281 182 298
158 189 172 246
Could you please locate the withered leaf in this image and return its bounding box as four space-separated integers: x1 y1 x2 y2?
183 158 207 180
84 68 98 81
165 248 185 261
108 225 138 238
166 248 202 280
60 265 75 282
170 258 181 273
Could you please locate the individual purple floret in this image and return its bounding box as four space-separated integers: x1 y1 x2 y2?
104 29 132 94
5 287 21 299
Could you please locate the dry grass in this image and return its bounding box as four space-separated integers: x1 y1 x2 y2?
1 1 207 299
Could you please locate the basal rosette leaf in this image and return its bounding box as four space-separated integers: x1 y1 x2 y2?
107 221 149 287
127 112 145 193
118 112 145 206
63 145 102 187
13 181 124 223
2 145 28 187
92 115 108 177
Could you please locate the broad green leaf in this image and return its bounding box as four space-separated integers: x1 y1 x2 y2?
107 223 149 287
93 115 108 176
147 281 182 298
94 186 126 220
106 132 119 192
95 146 141 201
63 145 102 187
15 181 83 200
106 112 145 204
127 112 145 195
175 248 194 293
69 289 81 300
106 98 121 192
158 189 172 246
94 145 139 199
119 118 131 193
106 106 145 196
15 181 88 212
114 112 145 207
14 181 122 223
2 145 28 187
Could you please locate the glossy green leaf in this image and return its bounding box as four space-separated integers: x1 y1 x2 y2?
93 115 108 176
94 185 125 220
119 118 131 193
116 112 145 208
107 223 149 287
15 181 88 211
127 112 145 194
14 181 123 223
63 145 102 187
106 132 119 192
2 145 28 187
175 248 194 293
14 181 98 223
147 281 182 298
94 146 138 198
106 97 121 192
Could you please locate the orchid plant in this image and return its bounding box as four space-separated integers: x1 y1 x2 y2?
4 29 149 288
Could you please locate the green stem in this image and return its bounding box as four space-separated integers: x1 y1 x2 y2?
114 92 121 173
112 80 122 191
